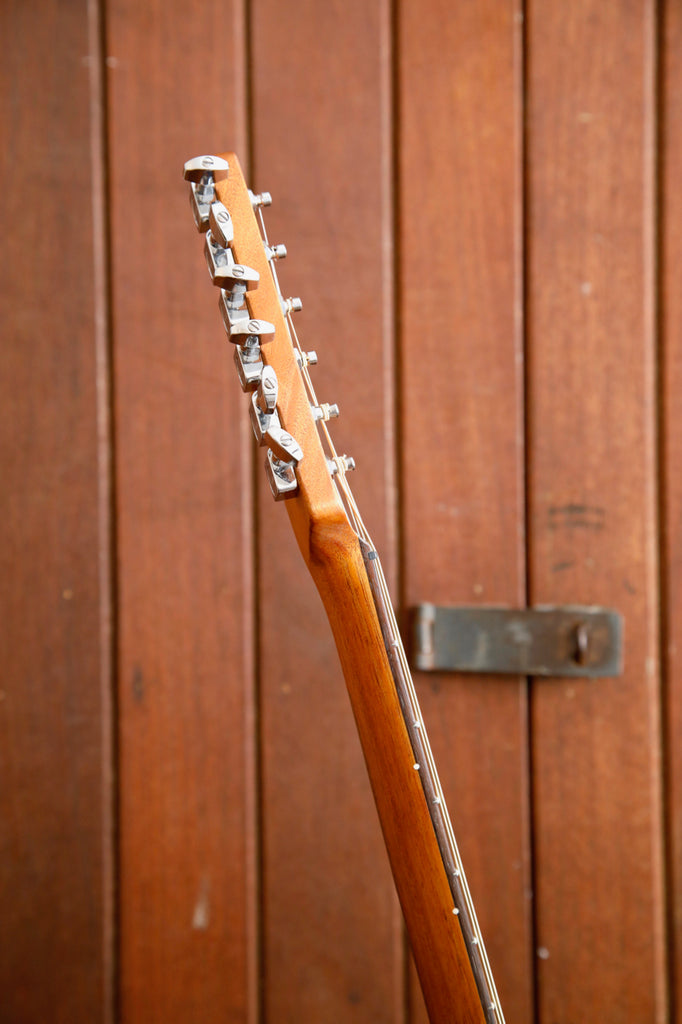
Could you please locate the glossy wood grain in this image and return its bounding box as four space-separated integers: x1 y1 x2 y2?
398 2 532 1021
0 1 113 1021
106 4 257 1021
220 154 490 1023
526 2 665 1020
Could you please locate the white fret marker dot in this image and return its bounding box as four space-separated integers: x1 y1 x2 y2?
452 907 459 915
413 763 420 770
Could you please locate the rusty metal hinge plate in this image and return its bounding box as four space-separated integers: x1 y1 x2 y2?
410 605 623 678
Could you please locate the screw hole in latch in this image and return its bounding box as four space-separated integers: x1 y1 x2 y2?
572 621 590 666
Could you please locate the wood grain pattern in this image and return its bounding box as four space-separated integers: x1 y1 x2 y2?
311 525 487 1024
3 3 678 1022
248 2 403 1019
221 155 491 1023
106 4 256 1021
0 1 113 1021
398 2 532 1022
526 2 665 1021
662 1 682 1016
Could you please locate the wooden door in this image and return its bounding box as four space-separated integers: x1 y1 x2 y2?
1 1 677 1022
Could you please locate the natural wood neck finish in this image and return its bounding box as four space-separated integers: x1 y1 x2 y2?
303 513 486 1024
208 152 493 1022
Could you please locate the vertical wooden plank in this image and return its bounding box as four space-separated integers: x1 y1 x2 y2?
398 2 533 1021
106 3 256 1021
250 1 402 1019
0 1 113 1022
527 2 665 1021
662 1 682 1017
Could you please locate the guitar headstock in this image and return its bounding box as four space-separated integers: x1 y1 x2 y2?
184 153 357 565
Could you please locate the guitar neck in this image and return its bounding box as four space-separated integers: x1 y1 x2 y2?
301 510 501 1024
184 151 504 1024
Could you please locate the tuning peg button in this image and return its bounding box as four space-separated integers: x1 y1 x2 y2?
208 201 234 248
205 235 259 290
183 155 229 184
264 425 303 464
225 315 276 344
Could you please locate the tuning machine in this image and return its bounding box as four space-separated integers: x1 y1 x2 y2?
226 313 275 393
265 450 298 501
205 235 260 293
249 367 280 444
184 155 229 232
222 308 276 345
234 340 264 392
263 424 304 502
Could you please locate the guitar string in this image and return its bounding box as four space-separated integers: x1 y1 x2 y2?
257 206 504 1023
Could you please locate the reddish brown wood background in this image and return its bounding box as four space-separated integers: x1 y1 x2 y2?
0 1 677 1022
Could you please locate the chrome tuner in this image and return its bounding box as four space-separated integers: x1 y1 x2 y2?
184 155 229 232
265 449 298 501
205 235 259 291
234 340 263 392
264 425 304 464
224 315 276 345
183 154 229 183
263 425 303 502
250 370 281 445
257 365 278 414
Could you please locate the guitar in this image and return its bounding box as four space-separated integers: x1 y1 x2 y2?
184 152 504 1024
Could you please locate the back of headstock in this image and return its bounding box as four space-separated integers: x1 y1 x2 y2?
184 153 356 565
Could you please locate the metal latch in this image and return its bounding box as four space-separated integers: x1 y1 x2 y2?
410 605 623 678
